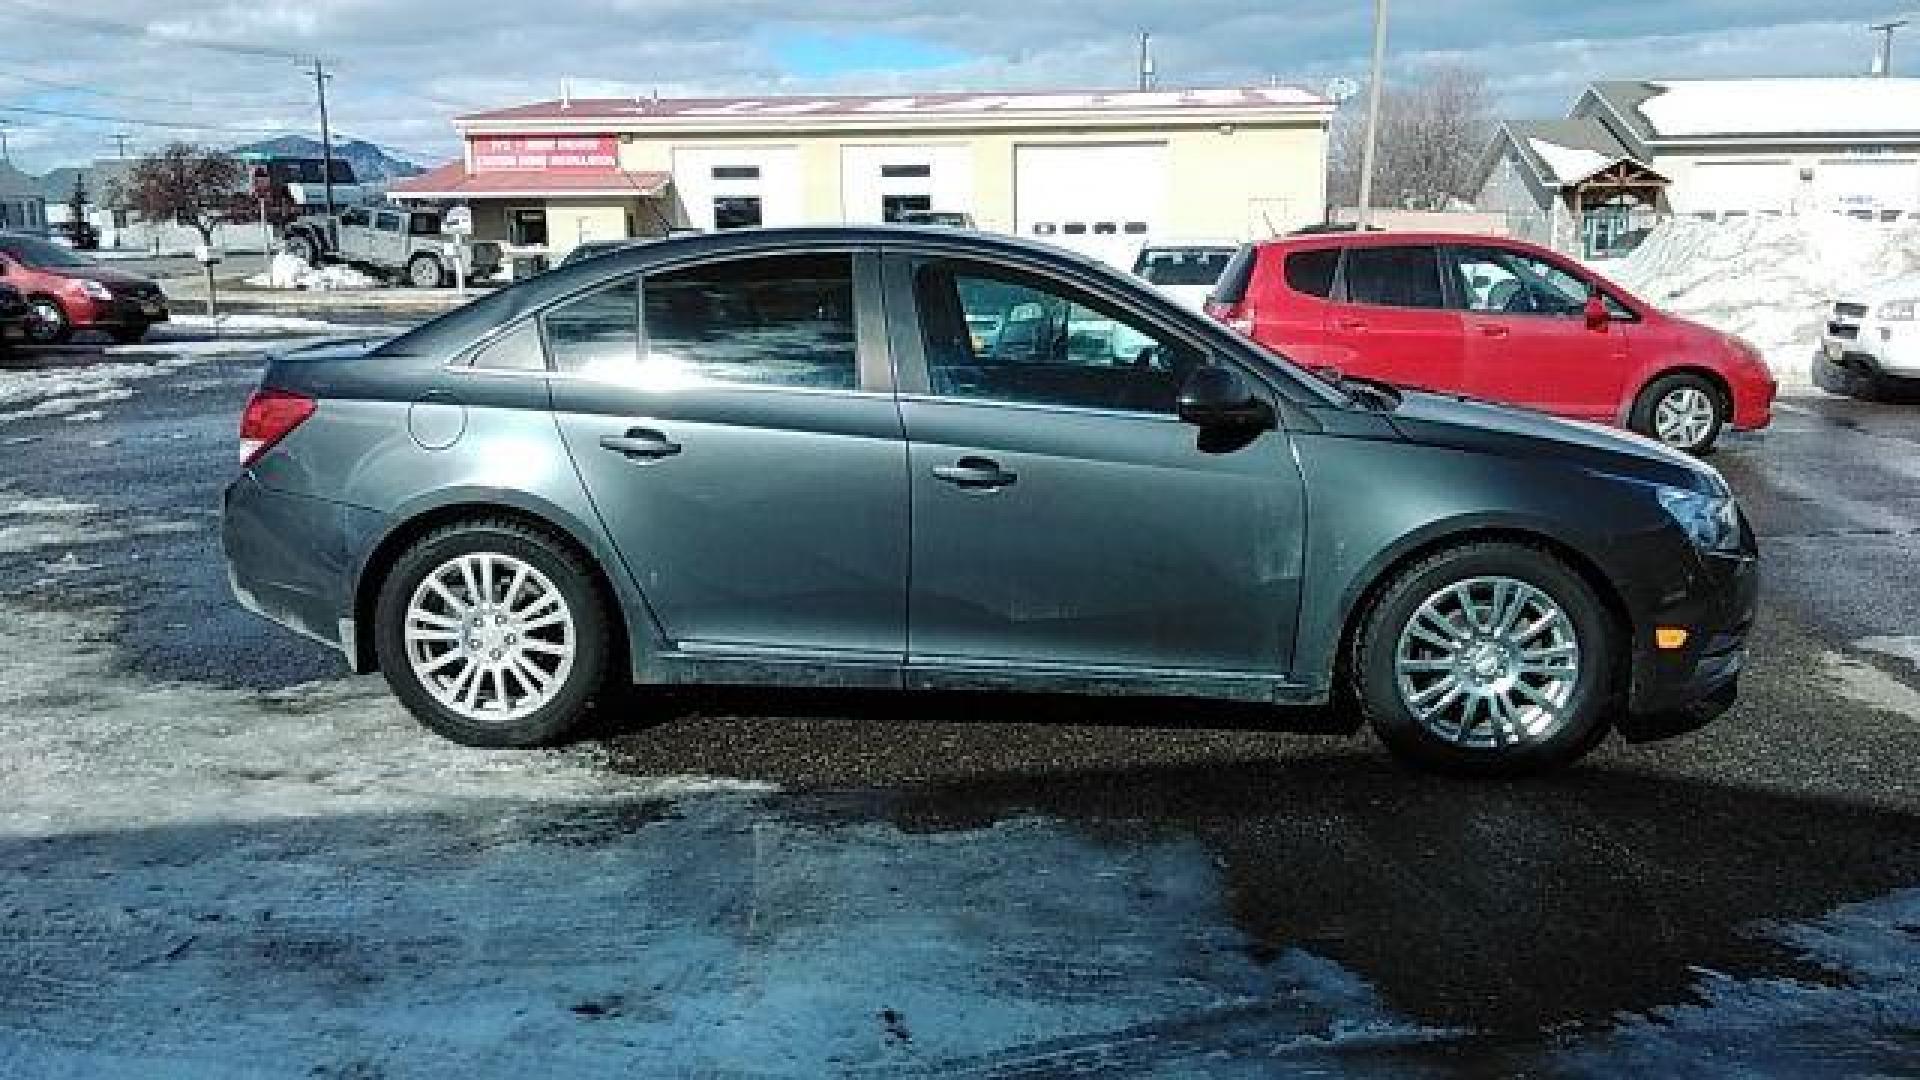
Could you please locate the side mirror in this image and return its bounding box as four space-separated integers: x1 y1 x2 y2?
1177 365 1273 430
1584 291 1609 331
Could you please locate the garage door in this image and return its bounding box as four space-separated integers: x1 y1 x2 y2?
670 146 802 231
840 145 973 224
1815 157 1920 217
1015 143 1167 267
1684 160 1797 214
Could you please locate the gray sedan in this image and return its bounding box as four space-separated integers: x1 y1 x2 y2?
223 226 1756 774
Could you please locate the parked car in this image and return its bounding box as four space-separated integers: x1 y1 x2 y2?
0 232 169 345
282 206 501 289
1815 278 1919 398
223 226 1756 775
0 281 28 353
1131 240 1238 309
1204 232 1776 454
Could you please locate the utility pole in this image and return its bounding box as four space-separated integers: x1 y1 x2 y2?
1870 19 1909 76
1137 31 1155 92
309 57 337 218
0 121 10 165
112 133 131 159
1355 0 1390 229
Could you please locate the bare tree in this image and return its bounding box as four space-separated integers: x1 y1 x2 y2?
1330 65 1493 213
122 143 247 315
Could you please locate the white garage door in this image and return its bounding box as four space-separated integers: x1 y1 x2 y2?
670 146 802 231
840 145 973 224
1015 143 1167 267
1684 160 1797 214
1815 157 1920 216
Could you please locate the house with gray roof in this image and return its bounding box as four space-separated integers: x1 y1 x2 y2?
0 163 48 234
1476 78 1920 255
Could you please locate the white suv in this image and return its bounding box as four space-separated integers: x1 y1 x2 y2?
1819 277 1920 395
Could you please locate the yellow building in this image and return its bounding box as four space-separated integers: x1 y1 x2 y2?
391 87 1333 268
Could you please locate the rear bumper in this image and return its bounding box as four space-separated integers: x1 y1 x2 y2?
70 293 170 328
1619 540 1759 742
222 473 365 665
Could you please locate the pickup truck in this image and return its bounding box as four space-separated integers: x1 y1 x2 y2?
282 206 500 289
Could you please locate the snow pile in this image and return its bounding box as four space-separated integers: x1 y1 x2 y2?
245 250 379 291
1605 213 1920 383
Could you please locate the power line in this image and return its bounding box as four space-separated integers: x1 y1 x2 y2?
0 102 299 135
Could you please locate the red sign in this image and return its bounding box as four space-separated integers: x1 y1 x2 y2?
470 135 618 173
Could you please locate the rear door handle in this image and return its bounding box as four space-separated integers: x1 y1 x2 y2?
1333 318 1368 332
600 428 682 461
932 456 1017 490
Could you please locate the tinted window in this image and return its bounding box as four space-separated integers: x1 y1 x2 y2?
641 254 857 390
1341 246 1446 309
409 213 441 236
543 278 639 376
1134 247 1235 287
340 207 370 228
0 234 93 268
374 213 404 234
913 259 1203 414
1283 248 1339 298
470 319 547 372
1207 244 1258 306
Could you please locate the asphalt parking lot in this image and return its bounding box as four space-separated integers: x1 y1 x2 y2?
0 338 1916 1076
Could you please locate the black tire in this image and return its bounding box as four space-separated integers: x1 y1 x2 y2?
284 233 318 265
1629 372 1725 455
373 518 614 747
109 323 148 345
1350 542 1618 776
24 295 71 346
407 254 445 289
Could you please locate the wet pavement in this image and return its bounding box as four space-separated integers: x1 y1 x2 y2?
0 339 1916 1075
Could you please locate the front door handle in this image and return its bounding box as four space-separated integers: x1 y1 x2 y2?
1333 318 1369 332
1477 323 1511 338
932 456 1017 490
600 429 682 461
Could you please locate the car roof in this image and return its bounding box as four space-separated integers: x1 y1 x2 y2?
1254 230 1539 250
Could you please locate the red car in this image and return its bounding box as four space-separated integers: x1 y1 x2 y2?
1205 232 1774 454
0 232 170 346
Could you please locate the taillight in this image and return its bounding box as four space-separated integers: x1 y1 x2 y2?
239 388 316 467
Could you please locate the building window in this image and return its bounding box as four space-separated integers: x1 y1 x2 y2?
1123 221 1148 234
712 166 760 180
881 163 931 179
511 207 548 246
713 196 763 230
1032 222 1056 235
1062 222 1087 235
1093 221 1118 235
883 194 932 223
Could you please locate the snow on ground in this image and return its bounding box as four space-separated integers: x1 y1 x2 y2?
0 355 209 424
245 250 380 291
1606 214 1920 384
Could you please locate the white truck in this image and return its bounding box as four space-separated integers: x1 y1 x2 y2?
1818 275 1920 398
282 205 500 289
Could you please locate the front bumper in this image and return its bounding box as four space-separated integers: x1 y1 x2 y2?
1821 319 1920 380
1618 540 1759 742
222 473 362 664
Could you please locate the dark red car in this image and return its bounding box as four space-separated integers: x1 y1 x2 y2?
0 232 169 346
1205 232 1775 454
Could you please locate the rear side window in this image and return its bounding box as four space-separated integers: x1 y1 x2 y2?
470 320 548 372
1207 244 1258 306
1341 245 1446 310
543 278 640 376
1283 248 1339 298
641 253 857 390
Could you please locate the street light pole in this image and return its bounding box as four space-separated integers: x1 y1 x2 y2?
1355 0 1390 229
1870 19 1909 76
310 58 337 219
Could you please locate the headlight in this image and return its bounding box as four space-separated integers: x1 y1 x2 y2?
1875 299 1918 322
77 279 113 301
1656 487 1742 553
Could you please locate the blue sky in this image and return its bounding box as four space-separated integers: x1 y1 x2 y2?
0 1 1910 172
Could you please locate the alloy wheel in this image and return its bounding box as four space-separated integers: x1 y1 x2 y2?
25 299 67 344
403 552 575 722
1653 386 1717 449
1393 576 1581 749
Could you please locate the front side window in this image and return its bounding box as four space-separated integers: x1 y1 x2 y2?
543 278 639 376
641 254 857 390
913 259 1202 414
1340 245 1446 310
714 196 762 230
1450 246 1587 316
374 213 404 234
340 207 370 228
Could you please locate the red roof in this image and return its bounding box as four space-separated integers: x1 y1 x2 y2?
458 86 1329 124
389 160 670 199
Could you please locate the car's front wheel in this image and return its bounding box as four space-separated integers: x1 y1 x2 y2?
1631 373 1725 454
24 296 71 346
373 519 612 747
1352 542 1617 775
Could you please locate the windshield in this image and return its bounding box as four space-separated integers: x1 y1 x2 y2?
0 234 96 269
1134 247 1236 287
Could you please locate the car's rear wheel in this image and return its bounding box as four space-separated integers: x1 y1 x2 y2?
407 254 445 289
24 296 71 346
1631 372 1725 454
1352 542 1617 775
374 519 612 747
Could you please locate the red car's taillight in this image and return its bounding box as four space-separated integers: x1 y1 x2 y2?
239 388 316 467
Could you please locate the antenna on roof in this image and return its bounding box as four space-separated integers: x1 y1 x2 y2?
560 78 573 110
